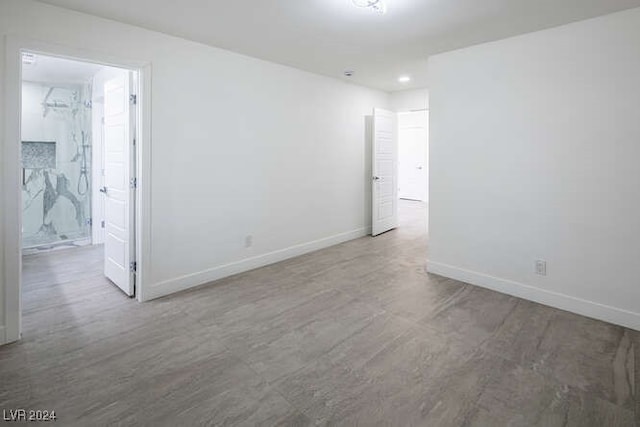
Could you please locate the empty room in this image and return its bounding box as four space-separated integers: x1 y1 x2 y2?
1 0 639 425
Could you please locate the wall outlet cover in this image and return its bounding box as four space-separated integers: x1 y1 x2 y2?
535 260 547 276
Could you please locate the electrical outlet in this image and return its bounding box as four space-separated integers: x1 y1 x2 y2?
535 260 547 276
245 235 253 248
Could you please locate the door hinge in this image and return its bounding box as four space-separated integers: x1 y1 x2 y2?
101 220 105 229
87 218 92 226
130 177 137 189
130 261 137 273
129 94 137 105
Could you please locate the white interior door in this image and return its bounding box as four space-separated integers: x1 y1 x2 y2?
372 108 398 236
103 72 135 296
398 111 428 201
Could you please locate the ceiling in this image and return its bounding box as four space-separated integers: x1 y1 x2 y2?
22 53 104 84
37 0 640 92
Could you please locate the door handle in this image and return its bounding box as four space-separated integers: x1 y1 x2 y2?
416 166 423 170
99 186 108 194
373 176 381 181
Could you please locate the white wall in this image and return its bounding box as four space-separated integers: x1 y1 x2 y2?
390 89 429 113
0 0 389 342
427 8 640 329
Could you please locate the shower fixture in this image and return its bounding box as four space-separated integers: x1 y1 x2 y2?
42 87 72 118
77 131 90 196
43 101 71 109
352 0 386 14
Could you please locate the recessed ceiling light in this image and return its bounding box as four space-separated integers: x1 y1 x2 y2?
398 75 411 83
352 0 387 14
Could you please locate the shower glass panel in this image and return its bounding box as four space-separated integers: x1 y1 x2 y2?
22 82 93 248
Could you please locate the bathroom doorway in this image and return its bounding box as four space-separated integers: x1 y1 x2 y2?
18 52 139 337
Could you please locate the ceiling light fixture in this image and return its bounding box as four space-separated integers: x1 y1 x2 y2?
398 75 411 83
352 0 387 14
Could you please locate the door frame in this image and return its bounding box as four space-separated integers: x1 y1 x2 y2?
2 36 152 344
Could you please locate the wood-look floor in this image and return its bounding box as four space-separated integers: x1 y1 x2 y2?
1 201 638 426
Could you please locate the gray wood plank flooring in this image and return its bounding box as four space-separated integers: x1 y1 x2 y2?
1 200 637 426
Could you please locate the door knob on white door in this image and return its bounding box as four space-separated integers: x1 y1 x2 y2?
99 186 108 194
373 176 381 181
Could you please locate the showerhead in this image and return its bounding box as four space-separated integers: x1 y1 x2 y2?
41 87 72 117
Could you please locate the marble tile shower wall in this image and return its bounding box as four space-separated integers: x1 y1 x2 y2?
21 81 93 249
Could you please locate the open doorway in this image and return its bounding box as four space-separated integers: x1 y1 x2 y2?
371 107 429 236
397 110 428 231
398 111 428 203
19 52 139 337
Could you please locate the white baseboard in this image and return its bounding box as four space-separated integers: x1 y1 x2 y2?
144 227 370 301
427 260 640 331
